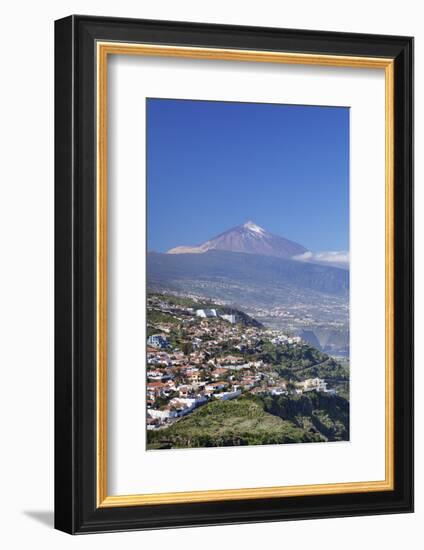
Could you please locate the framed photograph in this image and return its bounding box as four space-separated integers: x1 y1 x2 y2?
54 15 413 534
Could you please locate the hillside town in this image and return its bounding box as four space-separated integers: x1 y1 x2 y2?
146 293 340 430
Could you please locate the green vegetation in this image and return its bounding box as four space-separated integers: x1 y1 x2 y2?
147 309 182 326
295 357 349 382
146 393 349 449
152 294 199 308
259 341 324 367
261 392 349 441
256 341 349 390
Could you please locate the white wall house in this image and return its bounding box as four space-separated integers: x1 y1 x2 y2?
147 334 169 348
196 308 218 318
214 390 242 401
147 408 178 421
220 313 237 324
301 378 328 392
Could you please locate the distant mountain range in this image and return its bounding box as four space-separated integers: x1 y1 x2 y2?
148 249 349 302
167 220 308 259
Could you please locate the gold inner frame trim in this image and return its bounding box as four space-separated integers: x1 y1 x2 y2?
96 41 395 508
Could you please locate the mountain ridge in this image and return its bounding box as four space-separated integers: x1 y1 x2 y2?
167 220 308 259
148 249 349 301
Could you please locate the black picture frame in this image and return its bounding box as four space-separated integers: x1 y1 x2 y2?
55 14 414 534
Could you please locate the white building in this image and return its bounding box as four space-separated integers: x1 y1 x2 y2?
271 335 289 345
147 370 164 380
214 389 242 401
147 334 169 348
220 313 237 324
269 387 288 396
169 396 207 416
196 308 218 318
147 407 178 421
205 381 227 392
222 363 250 371
301 378 328 392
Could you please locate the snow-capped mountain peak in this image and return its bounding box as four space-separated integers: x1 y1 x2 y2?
243 220 266 235
167 220 308 259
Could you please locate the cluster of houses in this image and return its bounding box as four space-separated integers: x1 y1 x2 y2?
146 294 336 429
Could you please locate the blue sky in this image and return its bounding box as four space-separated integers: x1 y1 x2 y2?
147 98 349 253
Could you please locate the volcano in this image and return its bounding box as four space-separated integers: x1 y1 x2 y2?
167 220 308 259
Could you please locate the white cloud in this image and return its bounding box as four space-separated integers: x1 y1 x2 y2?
293 250 349 268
